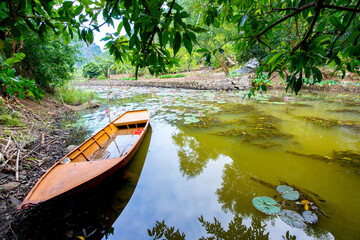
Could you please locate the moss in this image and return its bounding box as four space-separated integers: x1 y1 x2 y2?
301 116 360 132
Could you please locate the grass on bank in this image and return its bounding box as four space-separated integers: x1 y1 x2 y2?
159 73 186 79
54 84 99 105
0 98 24 127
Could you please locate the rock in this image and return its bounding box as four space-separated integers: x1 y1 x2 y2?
1 182 20 190
10 196 21 207
231 58 260 75
66 145 77 152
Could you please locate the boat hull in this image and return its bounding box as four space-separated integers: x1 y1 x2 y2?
19 110 150 209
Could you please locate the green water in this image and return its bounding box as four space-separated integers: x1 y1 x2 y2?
78 86 360 239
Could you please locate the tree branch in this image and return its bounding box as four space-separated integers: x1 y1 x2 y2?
329 0 360 55
255 1 317 38
323 4 360 12
92 0 120 31
291 0 324 54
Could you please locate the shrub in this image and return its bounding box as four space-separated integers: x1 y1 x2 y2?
82 62 101 78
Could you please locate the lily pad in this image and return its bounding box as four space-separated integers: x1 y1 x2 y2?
280 210 307 228
184 116 200 123
302 211 318 224
276 185 300 201
252 196 280 215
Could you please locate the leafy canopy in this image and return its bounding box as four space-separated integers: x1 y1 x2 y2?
1 0 360 93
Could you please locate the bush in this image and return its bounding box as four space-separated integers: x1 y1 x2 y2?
54 84 98 105
82 62 102 78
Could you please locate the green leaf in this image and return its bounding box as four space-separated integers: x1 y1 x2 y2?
252 196 280 215
312 67 322 82
74 5 83 16
239 13 247 27
183 33 192 55
173 32 181 56
4 53 26 66
196 48 210 53
123 17 131 36
276 185 300 200
87 29 94 44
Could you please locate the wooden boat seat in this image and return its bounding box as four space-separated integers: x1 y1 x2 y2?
113 111 149 127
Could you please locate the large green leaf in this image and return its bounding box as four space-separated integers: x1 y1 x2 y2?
183 33 192 55
252 196 280 215
173 32 181 56
276 185 300 201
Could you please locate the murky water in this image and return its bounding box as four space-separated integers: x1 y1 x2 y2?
23 86 360 239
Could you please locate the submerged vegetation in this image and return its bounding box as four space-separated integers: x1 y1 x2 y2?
300 116 360 132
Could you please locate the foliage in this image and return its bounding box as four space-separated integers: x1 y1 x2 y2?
82 62 102 78
15 31 78 88
54 84 98 105
1 0 359 93
0 54 44 99
159 73 187 79
198 215 270 240
196 0 360 93
148 220 186 240
252 196 281 215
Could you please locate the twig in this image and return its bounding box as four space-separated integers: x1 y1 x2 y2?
4 136 11 151
291 0 324 54
15 149 20 181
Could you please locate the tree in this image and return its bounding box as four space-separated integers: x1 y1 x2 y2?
197 0 360 93
1 0 359 94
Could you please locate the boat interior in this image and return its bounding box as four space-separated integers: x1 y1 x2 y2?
61 111 148 164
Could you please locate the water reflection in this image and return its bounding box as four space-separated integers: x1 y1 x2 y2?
15 128 152 240
69 87 360 239
147 215 272 240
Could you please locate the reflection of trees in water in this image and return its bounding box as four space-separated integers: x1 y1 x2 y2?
216 160 333 240
148 215 271 240
172 131 220 178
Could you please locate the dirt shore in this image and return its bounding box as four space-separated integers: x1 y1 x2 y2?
78 70 360 93
0 95 86 238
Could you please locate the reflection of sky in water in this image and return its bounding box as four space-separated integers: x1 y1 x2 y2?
109 126 233 239
76 86 360 239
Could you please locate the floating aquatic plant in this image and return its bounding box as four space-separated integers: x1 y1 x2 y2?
252 196 280 215
279 210 306 228
302 211 318 224
276 185 300 201
184 116 200 124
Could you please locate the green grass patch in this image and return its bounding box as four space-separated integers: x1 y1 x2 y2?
0 99 24 127
159 73 186 79
119 77 137 80
54 84 99 105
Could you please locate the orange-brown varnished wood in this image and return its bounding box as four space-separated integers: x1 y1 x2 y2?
19 110 150 209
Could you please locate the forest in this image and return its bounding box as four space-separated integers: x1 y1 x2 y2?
1 0 359 98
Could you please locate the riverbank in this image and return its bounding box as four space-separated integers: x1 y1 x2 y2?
0 95 87 237
77 70 360 93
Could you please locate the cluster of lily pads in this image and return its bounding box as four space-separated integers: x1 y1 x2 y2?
252 185 318 229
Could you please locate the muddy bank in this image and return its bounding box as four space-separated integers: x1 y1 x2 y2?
0 95 87 238
78 70 360 93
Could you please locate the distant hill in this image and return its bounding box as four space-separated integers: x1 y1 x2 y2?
75 42 103 67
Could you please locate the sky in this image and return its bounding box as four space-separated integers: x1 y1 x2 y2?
93 19 121 51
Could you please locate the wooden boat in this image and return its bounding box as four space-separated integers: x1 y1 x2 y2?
18 109 150 209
